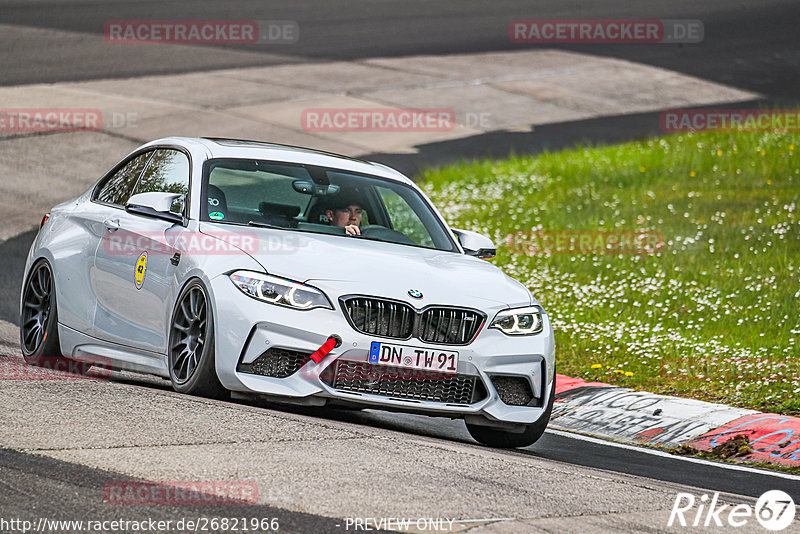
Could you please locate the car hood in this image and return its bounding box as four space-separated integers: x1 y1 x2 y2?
201 224 533 309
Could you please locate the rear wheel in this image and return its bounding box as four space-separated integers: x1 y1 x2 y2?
20 260 64 365
168 280 227 399
466 376 555 448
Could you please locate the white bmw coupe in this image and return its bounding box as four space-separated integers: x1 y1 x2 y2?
20 137 555 448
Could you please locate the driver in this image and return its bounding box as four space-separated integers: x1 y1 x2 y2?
325 197 363 235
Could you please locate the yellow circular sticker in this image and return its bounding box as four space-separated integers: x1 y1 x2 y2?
135 251 148 290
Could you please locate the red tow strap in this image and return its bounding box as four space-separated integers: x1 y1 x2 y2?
310 337 338 364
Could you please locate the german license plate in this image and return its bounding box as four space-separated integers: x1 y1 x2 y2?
369 341 458 374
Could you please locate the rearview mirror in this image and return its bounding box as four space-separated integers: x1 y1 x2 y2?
125 192 185 225
293 180 340 196
452 228 496 259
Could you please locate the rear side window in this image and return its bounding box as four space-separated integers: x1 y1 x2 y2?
205 161 313 224
132 149 190 196
209 162 309 212
95 151 153 206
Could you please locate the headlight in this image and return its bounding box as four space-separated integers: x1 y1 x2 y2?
489 306 544 335
228 271 332 310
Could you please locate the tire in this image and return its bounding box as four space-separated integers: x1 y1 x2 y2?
168 280 227 399
20 260 64 366
466 376 555 448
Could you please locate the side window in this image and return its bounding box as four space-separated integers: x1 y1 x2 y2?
206 163 311 223
95 151 152 206
376 186 434 248
132 149 190 197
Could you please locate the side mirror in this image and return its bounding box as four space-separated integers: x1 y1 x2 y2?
452 228 496 259
126 192 185 224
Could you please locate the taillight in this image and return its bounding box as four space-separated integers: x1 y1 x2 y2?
40 213 50 229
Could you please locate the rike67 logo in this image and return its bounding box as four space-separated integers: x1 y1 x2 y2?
668 490 796 531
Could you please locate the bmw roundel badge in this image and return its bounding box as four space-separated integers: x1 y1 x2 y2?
408 289 423 299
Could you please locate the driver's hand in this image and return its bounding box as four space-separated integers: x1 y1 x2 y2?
345 224 361 236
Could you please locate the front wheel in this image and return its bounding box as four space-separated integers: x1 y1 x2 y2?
168 280 227 399
466 377 555 448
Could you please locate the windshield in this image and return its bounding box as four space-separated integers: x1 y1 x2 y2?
200 158 457 252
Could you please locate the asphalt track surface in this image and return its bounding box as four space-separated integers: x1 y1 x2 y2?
2 368 799 531
1 449 359 534
1 0 794 174
0 0 798 103
1 1 799 530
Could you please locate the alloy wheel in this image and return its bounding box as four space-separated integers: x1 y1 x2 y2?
21 262 53 354
170 286 208 384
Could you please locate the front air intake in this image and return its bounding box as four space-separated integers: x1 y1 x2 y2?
490 376 539 407
237 348 311 378
324 360 486 404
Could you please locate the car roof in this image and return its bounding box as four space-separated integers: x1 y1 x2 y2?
141 137 414 186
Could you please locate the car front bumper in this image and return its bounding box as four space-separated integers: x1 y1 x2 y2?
210 275 556 426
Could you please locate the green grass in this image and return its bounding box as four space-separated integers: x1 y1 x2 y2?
419 130 800 415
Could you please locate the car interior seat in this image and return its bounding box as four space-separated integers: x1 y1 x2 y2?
206 184 228 221
305 199 331 225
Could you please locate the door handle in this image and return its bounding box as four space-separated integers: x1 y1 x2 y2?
103 218 121 232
